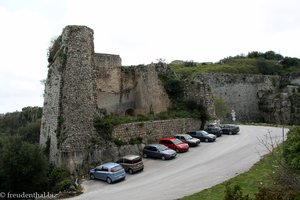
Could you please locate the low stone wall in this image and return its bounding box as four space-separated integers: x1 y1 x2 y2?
112 118 202 144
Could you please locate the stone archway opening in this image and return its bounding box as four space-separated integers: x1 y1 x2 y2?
125 108 135 116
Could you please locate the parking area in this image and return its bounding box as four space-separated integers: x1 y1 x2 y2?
69 125 286 200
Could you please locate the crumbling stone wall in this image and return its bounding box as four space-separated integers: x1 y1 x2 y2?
183 80 216 118
40 26 99 172
196 73 280 122
112 118 201 144
95 62 170 116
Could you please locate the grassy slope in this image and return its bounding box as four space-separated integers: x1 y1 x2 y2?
170 58 277 79
181 150 278 200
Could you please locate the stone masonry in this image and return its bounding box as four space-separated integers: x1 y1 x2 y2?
40 26 202 173
112 118 201 144
196 73 280 122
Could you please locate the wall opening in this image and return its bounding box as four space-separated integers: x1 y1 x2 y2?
125 108 135 116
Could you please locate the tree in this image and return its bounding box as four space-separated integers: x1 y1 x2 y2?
0 135 49 193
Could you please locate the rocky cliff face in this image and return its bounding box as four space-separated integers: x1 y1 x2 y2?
195 72 300 125
196 73 280 122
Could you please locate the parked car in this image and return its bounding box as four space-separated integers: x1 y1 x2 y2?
89 162 126 184
159 137 189 152
175 134 200 147
220 124 240 135
143 144 177 160
205 126 222 137
116 155 144 174
187 130 216 142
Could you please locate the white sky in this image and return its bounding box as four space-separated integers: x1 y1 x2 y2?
1 0 300 113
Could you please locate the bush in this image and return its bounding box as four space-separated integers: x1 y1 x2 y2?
224 183 251 200
283 127 300 170
0 135 49 193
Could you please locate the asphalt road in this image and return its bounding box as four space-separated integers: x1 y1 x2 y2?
69 125 286 200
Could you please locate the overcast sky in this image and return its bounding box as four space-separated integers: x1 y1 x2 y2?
1 0 300 113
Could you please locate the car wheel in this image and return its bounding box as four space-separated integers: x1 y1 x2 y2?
128 168 133 174
175 149 179 153
90 174 95 180
161 156 166 160
143 153 147 158
106 177 112 184
205 138 209 142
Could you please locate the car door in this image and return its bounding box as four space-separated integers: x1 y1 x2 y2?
98 166 109 180
150 146 160 158
197 132 205 141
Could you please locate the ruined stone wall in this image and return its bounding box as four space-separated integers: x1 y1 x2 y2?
40 26 100 172
112 118 201 144
183 80 216 117
40 53 62 164
95 63 170 116
195 73 280 122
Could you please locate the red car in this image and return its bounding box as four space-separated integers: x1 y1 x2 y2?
159 138 189 153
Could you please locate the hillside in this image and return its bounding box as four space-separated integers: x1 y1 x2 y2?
170 51 300 79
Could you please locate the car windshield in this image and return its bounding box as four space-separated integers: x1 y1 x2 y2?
111 165 123 172
173 139 182 145
157 145 168 151
185 135 193 140
200 131 209 136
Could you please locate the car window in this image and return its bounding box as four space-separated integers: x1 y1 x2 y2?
100 167 108 172
111 165 123 172
185 135 193 140
133 156 142 163
149 146 157 151
124 159 132 164
157 145 168 151
116 159 122 163
160 140 167 144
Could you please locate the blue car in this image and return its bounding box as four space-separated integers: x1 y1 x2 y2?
89 162 126 184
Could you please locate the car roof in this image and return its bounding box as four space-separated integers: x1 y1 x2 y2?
176 134 190 137
99 162 119 168
160 137 176 141
146 144 165 148
121 155 141 160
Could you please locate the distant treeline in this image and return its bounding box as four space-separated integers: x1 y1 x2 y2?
0 106 43 144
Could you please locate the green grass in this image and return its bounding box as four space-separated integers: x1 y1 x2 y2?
181 149 279 200
170 58 261 79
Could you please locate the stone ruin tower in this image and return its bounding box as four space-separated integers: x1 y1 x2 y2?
39 25 171 173
40 26 99 173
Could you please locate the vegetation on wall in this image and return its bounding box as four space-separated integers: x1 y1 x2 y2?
214 96 230 120
47 35 62 64
158 74 210 126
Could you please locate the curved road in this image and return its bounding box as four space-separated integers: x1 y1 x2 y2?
69 125 286 200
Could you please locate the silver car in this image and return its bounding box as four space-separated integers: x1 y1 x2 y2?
89 162 126 184
116 155 144 174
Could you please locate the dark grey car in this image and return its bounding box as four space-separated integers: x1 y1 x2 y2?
143 144 177 160
220 124 240 135
116 155 144 174
175 134 200 147
187 130 216 142
205 126 222 137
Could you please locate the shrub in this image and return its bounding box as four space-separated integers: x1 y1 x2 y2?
283 127 300 170
224 183 251 200
0 135 49 193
